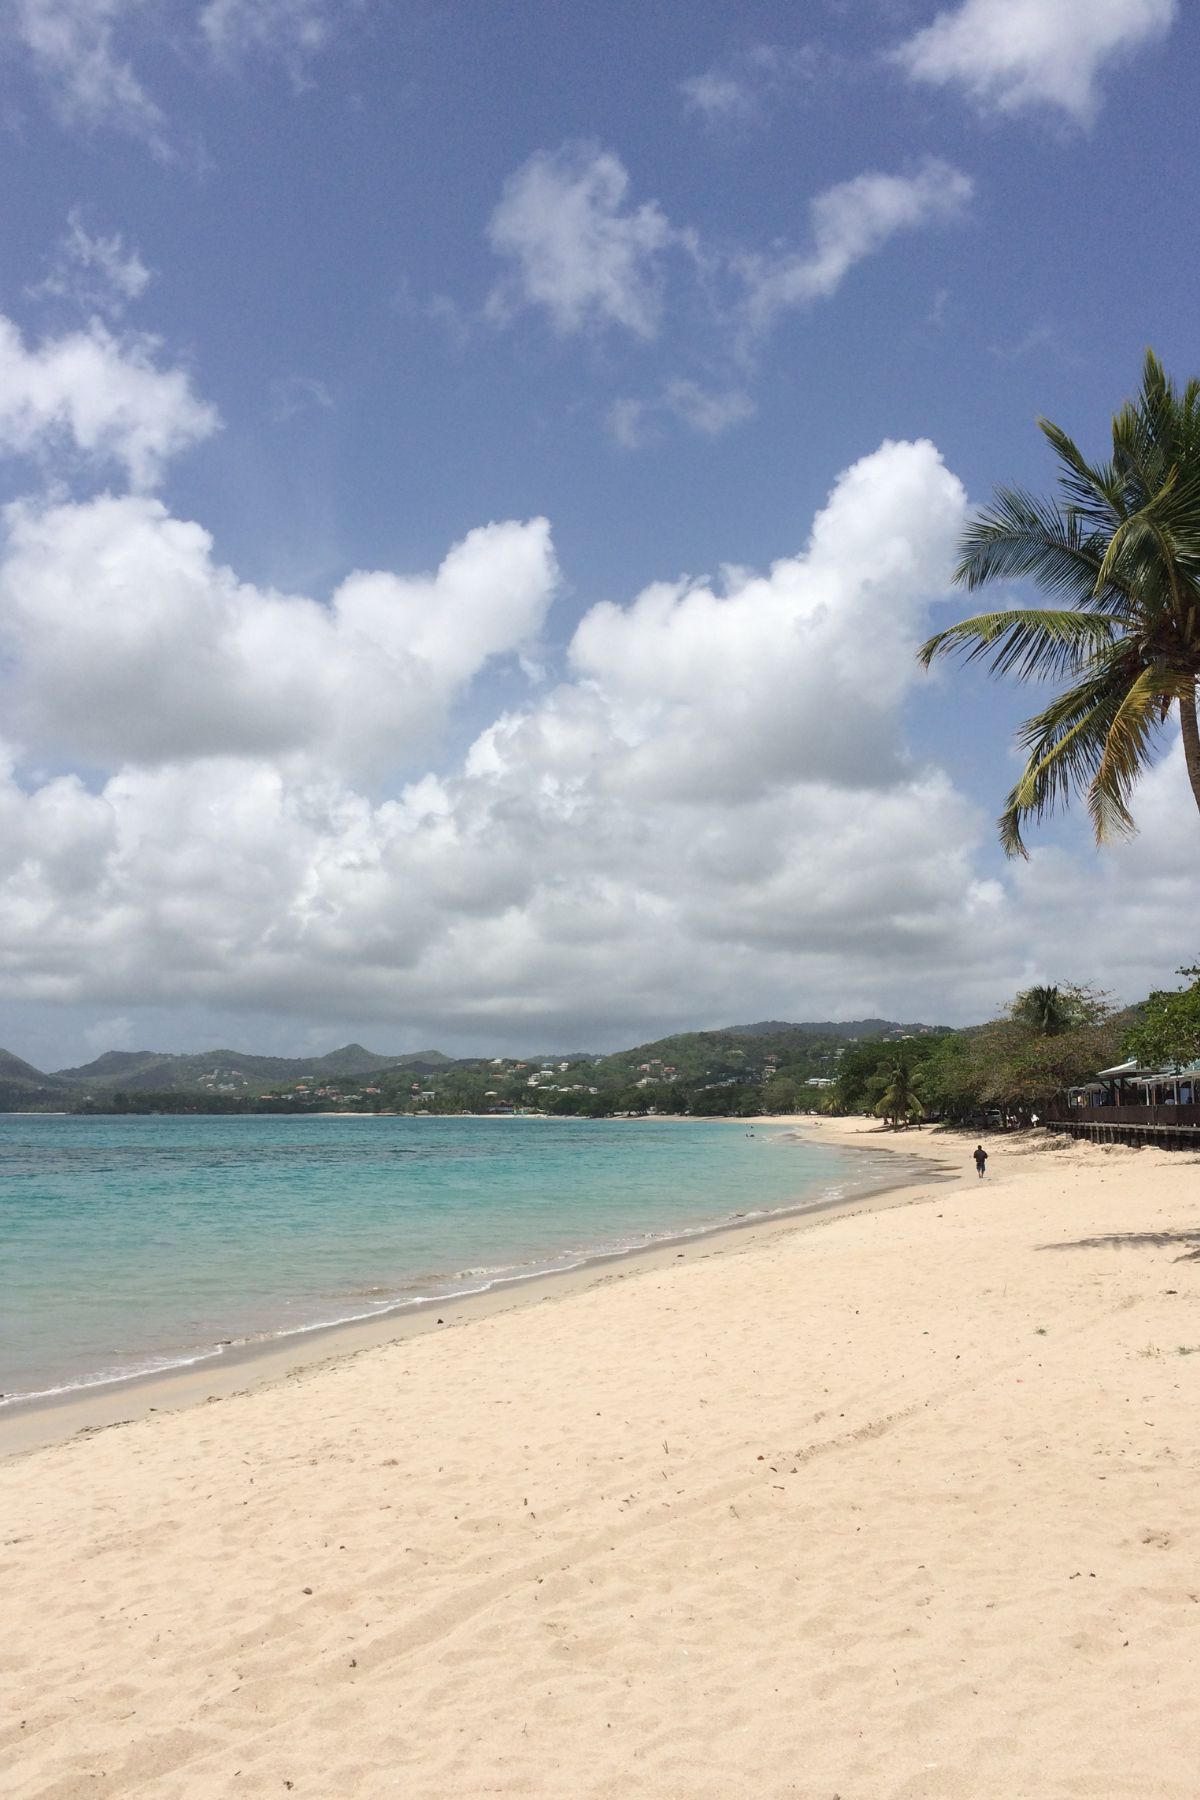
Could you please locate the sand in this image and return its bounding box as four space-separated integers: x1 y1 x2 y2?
2 1118 1199 1799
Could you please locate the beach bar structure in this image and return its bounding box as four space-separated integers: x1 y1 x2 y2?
1046 1058 1200 1148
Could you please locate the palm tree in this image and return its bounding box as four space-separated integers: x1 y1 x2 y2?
1010 984 1073 1037
874 1060 924 1130
920 351 1200 855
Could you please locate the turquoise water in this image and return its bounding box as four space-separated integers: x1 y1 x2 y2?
0 1114 905 1406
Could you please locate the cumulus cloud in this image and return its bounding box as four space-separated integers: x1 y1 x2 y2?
486 143 690 339
0 438 982 1027
0 313 219 488
3 0 170 153
0 497 559 774
739 159 974 338
550 439 967 800
27 209 152 319
893 0 1177 123
1 432 1196 1042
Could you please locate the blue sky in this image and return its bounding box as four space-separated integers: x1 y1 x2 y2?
0 0 1197 1068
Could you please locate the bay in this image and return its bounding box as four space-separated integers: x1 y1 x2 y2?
0 1113 908 1405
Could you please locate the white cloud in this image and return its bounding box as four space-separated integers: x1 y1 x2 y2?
0 435 1196 1041
894 0 1176 122
269 373 335 422
0 496 559 774
0 442 966 1016
4 0 170 153
199 0 335 84
0 313 219 488
739 158 974 338
486 143 688 340
663 379 756 438
28 209 152 318
5 0 340 152
608 380 755 449
679 43 817 128
679 69 751 125
554 438 966 801
486 144 972 407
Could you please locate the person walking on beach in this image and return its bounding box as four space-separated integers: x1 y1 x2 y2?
973 1144 988 1178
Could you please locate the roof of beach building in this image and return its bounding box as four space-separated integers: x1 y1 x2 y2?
1096 1057 1200 1081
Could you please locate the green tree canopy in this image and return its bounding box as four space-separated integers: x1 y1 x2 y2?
921 352 1200 854
762 1075 799 1113
1124 965 1200 1069
930 985 1120 1120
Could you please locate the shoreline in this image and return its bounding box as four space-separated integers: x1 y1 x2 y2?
0 1116 951 1459
4 1116 1198 1794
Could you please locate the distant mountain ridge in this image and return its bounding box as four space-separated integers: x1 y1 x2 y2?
45 1043 454 1095
727 1018 943 1039
0 1048 74 1092
0 1019 945 1108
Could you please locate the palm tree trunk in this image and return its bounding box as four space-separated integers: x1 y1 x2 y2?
1181 682 1200 817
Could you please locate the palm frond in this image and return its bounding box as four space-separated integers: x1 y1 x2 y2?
1098 477 1200 616
1088 665 1170 841
926 349 1200 854
998 660 1139 855
953 487 1135 610
1036 420 1128 527
919 608 1116 681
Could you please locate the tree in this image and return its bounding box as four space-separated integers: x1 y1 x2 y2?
920 351 1200 854
873 1060 924 1130
763 1075 799 1113
1124 965 1200 1068
1010 984 1072 1036
951 985 1120 1122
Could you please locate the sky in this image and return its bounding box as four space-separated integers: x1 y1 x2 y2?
0 0 1197 1069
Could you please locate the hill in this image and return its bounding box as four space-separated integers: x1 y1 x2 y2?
587 1018 938 1094
49 1044 454 1096
728 1018 945 1040
0 1018 950 1110
0 1048 74 1110
0 1048 70 1089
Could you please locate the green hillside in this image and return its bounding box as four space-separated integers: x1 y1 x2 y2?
0 1048 74 1109
50 1044 454 1095
0 1017 946 1111
588 1019 935 1090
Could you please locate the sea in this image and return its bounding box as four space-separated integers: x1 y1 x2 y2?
0 1113 918 1409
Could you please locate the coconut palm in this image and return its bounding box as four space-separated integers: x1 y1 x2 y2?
920 351 1200 855
873 1060 924 1130
1010 983 1073 1037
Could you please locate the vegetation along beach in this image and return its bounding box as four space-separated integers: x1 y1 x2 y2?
4 3 1200 1796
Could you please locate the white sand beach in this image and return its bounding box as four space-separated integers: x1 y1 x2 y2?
2 1118 1199 1798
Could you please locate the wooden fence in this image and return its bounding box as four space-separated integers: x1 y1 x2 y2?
1043 1101 1200 1147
